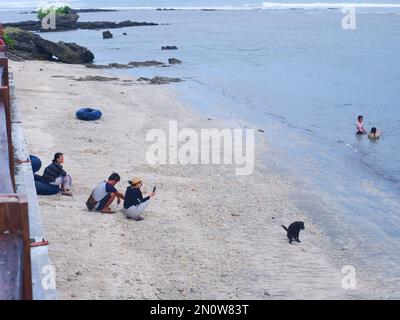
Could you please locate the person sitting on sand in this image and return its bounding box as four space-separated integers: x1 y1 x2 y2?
356 115 367 135
42 153 73 196
122 177 155 221
90 173 125 214
368 127 381 140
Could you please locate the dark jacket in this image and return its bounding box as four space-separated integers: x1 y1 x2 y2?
123 187 150 209
42 162 66 183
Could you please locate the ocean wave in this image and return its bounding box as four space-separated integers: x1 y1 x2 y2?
0 0 79 10
261 2 400 9
2 1 400 12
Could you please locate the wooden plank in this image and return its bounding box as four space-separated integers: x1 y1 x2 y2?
0 195 33 300
0 233 24 300
0 58 8 87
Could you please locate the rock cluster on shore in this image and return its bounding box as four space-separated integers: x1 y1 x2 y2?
138 76 183 85
5 28 94 64
86 59 182 69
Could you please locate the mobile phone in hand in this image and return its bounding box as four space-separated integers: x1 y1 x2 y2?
153 186 157 193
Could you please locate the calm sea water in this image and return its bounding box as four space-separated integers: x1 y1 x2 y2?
1 2 400 297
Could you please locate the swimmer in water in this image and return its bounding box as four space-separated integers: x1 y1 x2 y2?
356 115 367 135
368 127 381 140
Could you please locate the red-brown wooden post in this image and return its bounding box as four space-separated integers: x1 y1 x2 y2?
0 195 32 300
0 57 9 87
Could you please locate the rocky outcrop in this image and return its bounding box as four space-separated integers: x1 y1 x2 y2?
52 12 80 30
102 31 113 39
78 20 158 30
74 76 120 81
73 9 119 13
138 76 183 85
86 60 165 69
168 58 182 64
162 46 178 50
3 20 158 32
5 28 94 64
129 60 165 67
21 8 119 14
9 11 80 31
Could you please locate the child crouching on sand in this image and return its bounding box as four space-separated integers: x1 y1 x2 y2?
122 177 155 221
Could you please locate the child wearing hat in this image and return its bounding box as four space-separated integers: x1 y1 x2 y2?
123 177 155 221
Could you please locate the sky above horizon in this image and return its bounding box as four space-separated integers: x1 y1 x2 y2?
1 0 400 11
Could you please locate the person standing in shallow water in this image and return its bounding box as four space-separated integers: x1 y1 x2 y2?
356 115 367 135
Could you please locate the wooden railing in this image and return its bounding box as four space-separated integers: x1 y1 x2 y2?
0 27 33 300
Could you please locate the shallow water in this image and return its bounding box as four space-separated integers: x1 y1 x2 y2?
2 3 400 296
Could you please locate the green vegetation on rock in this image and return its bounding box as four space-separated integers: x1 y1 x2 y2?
37 5 71 20
3 28 18 48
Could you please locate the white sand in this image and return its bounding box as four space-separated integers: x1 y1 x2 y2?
11 60 365 299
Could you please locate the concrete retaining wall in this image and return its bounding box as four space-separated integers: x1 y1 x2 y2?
10 73 58 300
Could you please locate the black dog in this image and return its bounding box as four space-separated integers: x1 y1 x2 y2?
281 221 305 244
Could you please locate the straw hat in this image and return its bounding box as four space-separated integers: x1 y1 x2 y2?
129 177 142 186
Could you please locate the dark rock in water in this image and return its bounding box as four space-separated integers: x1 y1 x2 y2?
137 77 151 82
4 20 158 32
108 63 130 69
85 64 110 69
53 11 80 30
138 76 183 85
73 8 119 13
5 28 94 64
21 8 119 14
74 76 120 81
102 31 113 39
162 46 178 50
77 20 158 30
168 58 182 65
86 60 165 69
3 21 41 31
128 60 164 67
151 77 182 84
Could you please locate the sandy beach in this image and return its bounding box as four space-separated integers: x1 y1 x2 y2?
10 60 365 300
